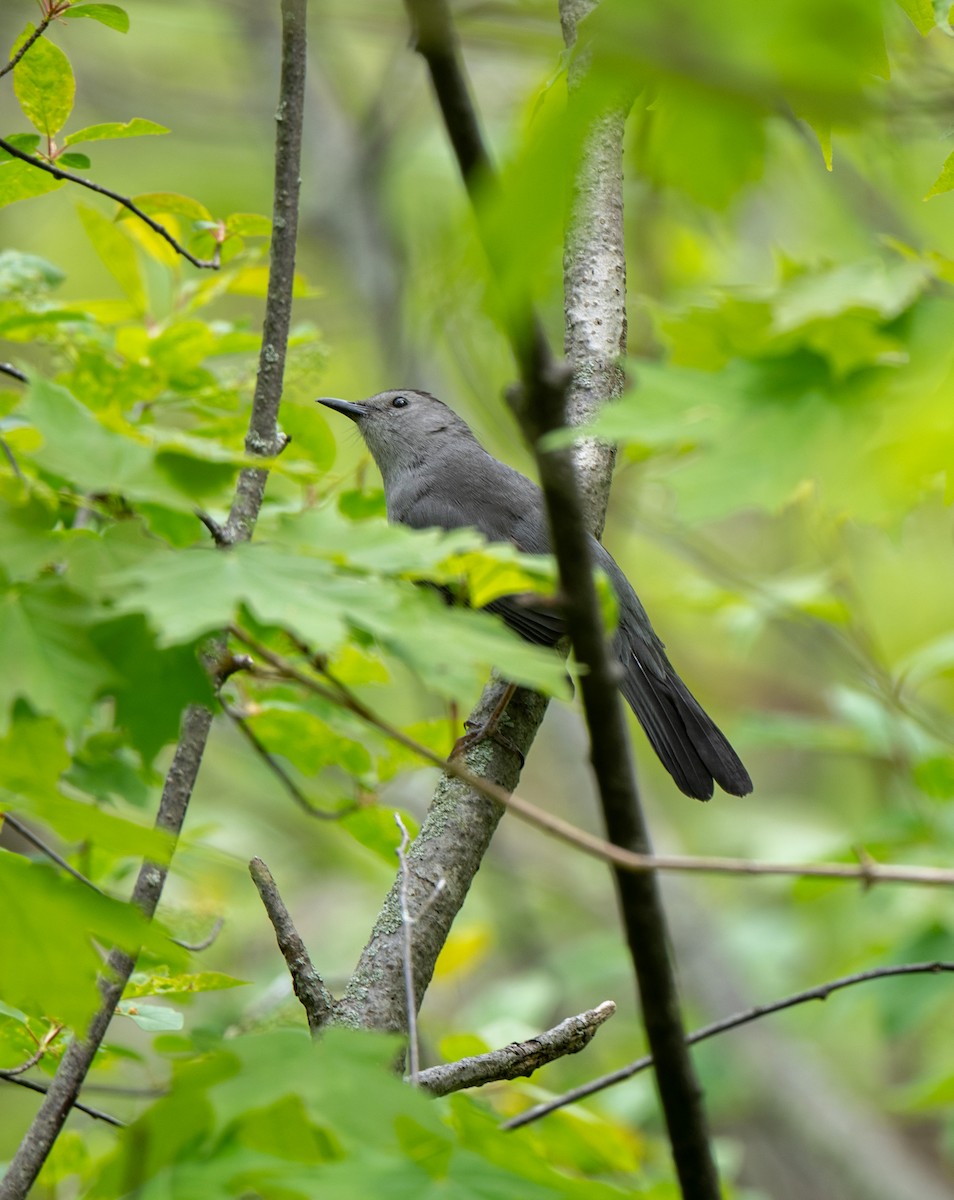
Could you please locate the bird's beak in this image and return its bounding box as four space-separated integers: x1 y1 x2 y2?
316 396 368 422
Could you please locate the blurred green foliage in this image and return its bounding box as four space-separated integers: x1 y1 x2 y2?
3 0 954 1196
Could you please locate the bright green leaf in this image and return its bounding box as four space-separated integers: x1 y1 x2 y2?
76 203 146 309
0 710 170 860
0 158 63 208
13 27 75 137
637 82 767 209
116 1001 184 1031
122 191 212 222
20 378 223 512
341 807 419 862
88 614 215 765
57 151 90 169
771 259 933 333
0 133 40 160
61 4 130 33
0 580 116 733
896 0 937 33
224 212 272 237
0 485 61 580
0 850 164 1028
246 704 373 779
124 971 248 999
64 118 168 147
112 543 359 649
925 149 954 200
233 1094 343 1165
227 265 315 297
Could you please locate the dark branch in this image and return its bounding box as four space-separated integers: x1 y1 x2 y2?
0 3 310 1192
0 8 61 80
0 813 104 894
0 1075 122 1127
416 1001 616 1097
249 857 333 1032
0 705 212 1200
402 3 720 1193
221 699 349 819
194 508 228 545
405 0 493 183
503 961 954 1129
0 136 220 271
220 0 307 546
0 437 24 480
0 363 28 383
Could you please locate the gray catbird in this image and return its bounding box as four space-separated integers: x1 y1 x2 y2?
318 389 752 801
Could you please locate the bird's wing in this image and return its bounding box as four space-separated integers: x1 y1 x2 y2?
391 449 564 645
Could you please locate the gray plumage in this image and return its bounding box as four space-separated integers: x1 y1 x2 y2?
317 388 752 801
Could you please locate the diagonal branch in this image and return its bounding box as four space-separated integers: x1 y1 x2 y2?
0 6 62 79
416 1000 616 1096
0 813 104 894
249 857 333 1032
503 960 954 1128
0 136 220 272
221 698 351 819
0 3 309 1195
232 630 954 889
400 3 721 1194
0 1075 121 1127
0 706 211 1200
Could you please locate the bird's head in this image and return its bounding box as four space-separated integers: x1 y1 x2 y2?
317 389 476 482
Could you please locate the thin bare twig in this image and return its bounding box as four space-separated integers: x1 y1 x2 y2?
0 814 104 893
416 1001 616 1097
0 136 220 272
248 857 333 1032
0 1075 122 1127
232 628 954 890
220 698 349 819
0 438 24 480
169 917 224 953
502 961 954 1129
0 1025 63 1079
0 6 63 80
394 814 421 1083
194 508 228 545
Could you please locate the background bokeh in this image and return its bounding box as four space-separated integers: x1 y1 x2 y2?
3 2 954 1196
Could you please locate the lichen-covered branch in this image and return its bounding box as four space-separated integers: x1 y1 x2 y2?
250 857 333 1032
0 3 310 1194
416 1001 616 1096
335 680 548 1031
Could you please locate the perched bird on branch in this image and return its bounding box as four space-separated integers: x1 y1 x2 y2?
318 389 752 801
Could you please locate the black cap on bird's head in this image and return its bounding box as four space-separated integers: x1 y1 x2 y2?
316 389 477 483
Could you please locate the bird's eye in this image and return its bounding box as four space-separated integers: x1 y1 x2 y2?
391 395 408 408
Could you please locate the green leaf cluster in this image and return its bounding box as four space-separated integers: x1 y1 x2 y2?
88 1029 644 1198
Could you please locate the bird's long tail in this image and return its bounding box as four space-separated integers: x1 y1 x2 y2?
617 644 752 801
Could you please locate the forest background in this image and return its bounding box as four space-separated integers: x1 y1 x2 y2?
3 1 954 1197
